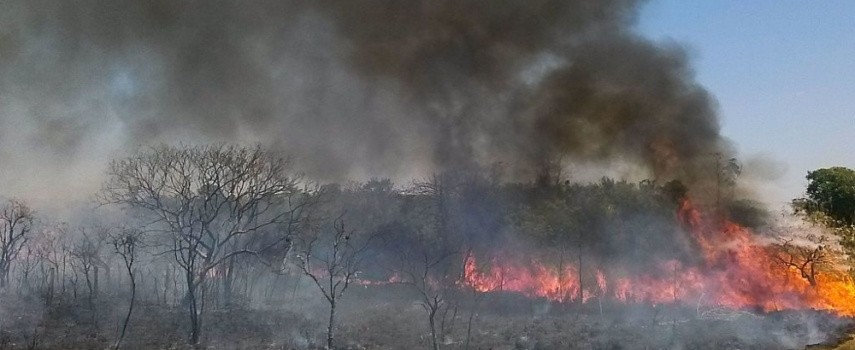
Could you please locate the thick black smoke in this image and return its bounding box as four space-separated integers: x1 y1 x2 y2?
0 0 732 204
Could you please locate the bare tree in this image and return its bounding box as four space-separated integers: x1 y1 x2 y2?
395 234 458 350
105 226 144 350
297 215 375 350
398 174 467 350
100 144 312 344
0 200 35 289
71 228 106 310
773 234 830 286
32 223 71 305
768 212 838 288
15 245 38 296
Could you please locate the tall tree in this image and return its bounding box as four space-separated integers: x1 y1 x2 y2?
106 226 144 350
70 227 106 320
795 167 855 226
397 174 464 350
0 200 34 289
793 167 855 267
297 216 375 350
100 144 311 344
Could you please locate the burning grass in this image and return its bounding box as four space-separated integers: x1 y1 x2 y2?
459 199 855 317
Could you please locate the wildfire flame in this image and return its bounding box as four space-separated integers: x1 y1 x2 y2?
462 199 855 315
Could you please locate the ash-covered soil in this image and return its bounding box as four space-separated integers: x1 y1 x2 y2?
338 301 854 350
1 288 852 350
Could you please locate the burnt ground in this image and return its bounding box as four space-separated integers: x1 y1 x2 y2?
0 286 853 349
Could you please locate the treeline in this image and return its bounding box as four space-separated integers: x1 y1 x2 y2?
0 144 761 349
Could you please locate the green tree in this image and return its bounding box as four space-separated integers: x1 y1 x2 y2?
795 167 855 226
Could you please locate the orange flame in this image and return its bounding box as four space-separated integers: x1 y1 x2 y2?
462 199 855 315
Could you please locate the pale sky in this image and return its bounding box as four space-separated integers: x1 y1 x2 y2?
638 0 855 205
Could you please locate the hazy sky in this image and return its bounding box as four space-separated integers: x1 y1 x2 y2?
638 0 855 205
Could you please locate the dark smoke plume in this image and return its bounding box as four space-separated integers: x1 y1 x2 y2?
0 0 732 205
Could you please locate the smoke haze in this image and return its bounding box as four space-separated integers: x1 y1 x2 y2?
0 0 732 208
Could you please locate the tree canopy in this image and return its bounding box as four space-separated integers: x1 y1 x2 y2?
795 167 855 226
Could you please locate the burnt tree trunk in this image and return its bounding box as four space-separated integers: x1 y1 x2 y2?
222 257 235 307
185 271 201 345
94 265 99 301
429 305 440 350
0 261 9 289
115 268 135 350
327 297 336 350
